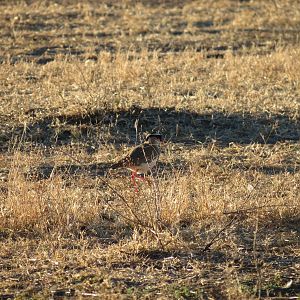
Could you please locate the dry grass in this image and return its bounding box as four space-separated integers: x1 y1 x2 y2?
0 0 300 299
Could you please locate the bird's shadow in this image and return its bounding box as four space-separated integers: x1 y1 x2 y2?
1 106 299 178
26 160 188 181
27 162 110 181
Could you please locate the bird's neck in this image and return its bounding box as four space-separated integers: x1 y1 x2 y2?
147 140 160 147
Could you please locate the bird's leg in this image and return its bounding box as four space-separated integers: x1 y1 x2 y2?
131 172 137 184
131 173 151 191
131 172 138 192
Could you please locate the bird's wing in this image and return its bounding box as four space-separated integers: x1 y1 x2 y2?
128 143 160 166
111 143 160 169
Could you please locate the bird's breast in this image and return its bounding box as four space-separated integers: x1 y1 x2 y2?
128 159 158 174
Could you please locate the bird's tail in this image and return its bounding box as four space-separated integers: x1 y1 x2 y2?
110 160 125 169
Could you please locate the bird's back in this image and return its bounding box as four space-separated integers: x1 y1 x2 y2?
111 142 160 172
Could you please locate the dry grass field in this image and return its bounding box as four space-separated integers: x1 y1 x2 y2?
0 0 300 299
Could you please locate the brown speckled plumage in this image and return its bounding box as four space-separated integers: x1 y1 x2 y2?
111 134 162 174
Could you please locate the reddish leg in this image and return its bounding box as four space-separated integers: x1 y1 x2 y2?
131 173 151 192
131 172 138 192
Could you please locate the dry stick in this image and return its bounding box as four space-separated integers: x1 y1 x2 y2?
62 150 145 225
98 178 149 227
204 178 298 251
201 181 261 251
97 179 166 249
101 194 163 246
101 189 145 228
202 214 240 252
61 150 164 241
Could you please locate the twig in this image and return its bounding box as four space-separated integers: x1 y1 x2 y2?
202 215 239 252
61 149 166 246
60 149 142 220
201 176 260 252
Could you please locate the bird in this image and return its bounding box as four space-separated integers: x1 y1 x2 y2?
111 134 163 191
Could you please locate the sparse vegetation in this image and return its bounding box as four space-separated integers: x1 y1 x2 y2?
0 0 299 299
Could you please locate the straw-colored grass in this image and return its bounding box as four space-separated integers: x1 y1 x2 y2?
0 0 299 299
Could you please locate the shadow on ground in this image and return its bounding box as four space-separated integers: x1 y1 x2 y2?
1 106 299 152
24 160 188 182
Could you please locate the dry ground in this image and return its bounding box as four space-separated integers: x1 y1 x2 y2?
0 0 300 299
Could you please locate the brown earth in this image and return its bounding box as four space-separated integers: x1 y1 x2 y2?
0 1 299 299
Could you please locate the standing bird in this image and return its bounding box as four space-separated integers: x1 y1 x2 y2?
111 134 163 190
